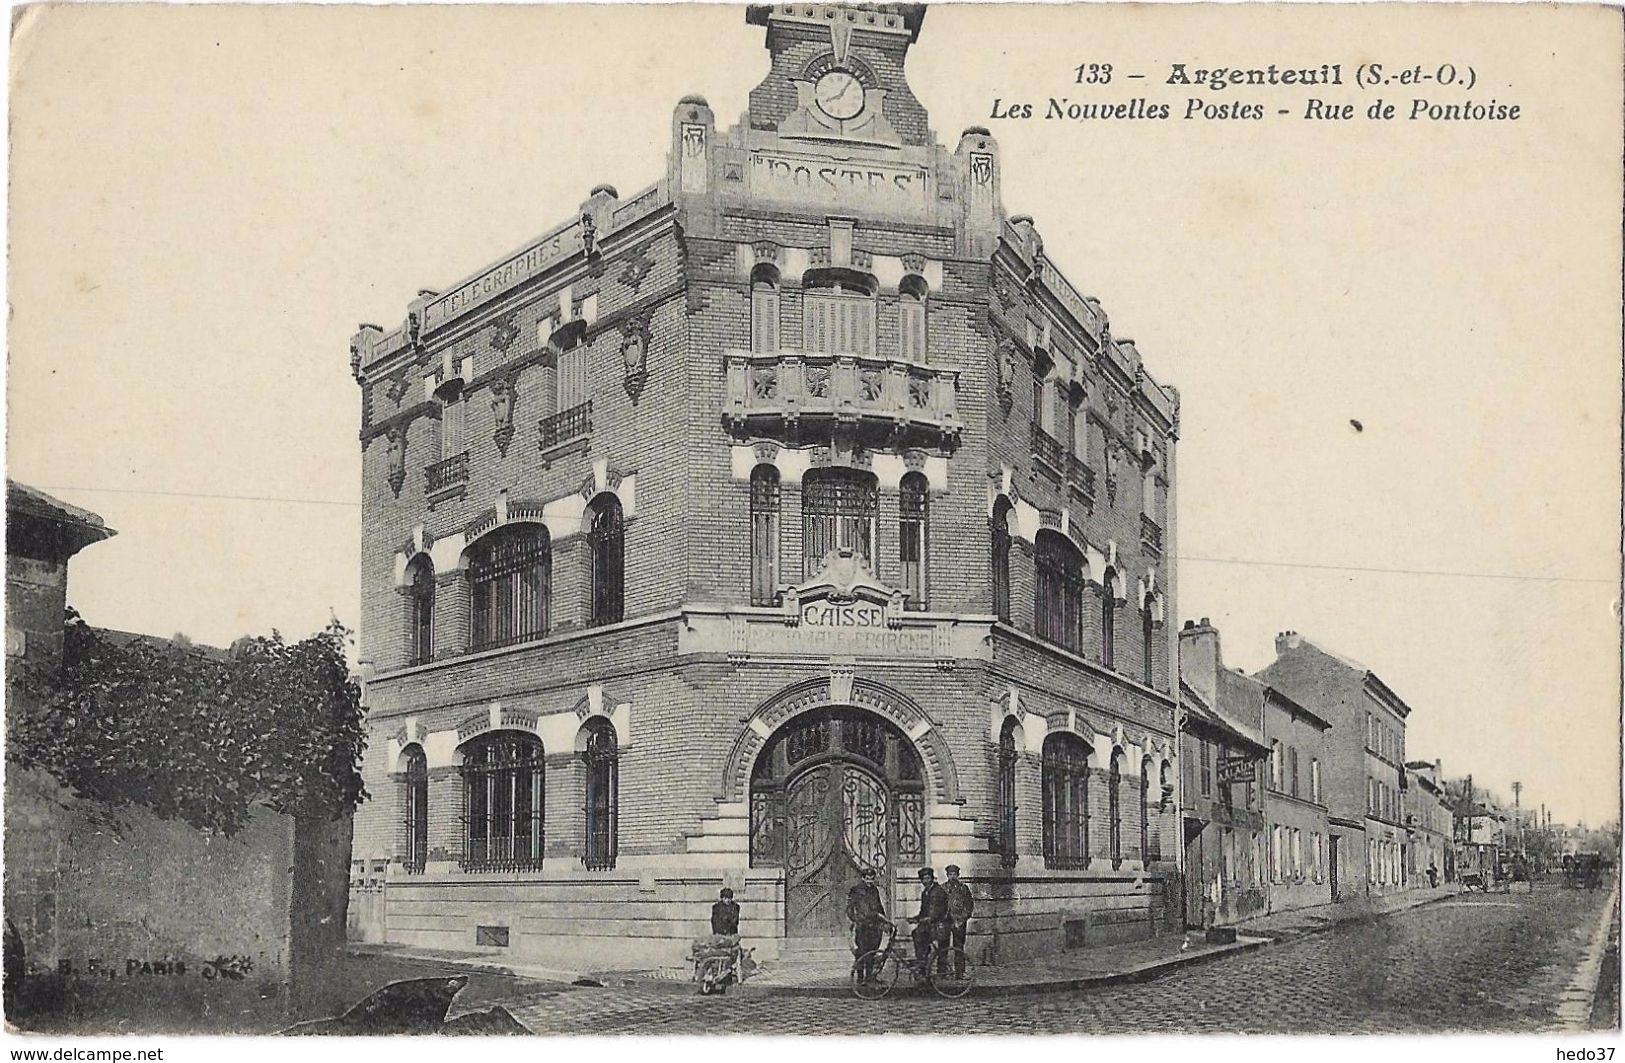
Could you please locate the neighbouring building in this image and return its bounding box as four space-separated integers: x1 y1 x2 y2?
1404 759 1450 886
4 482 351 1024
1255 631 1415 899
347 3 1182 968
1176 682 1267 928
1180 618 1333 920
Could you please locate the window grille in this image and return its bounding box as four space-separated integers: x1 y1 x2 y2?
460 733 544 872
402 745 428 874
1109 752 1123 869
583 720 618 870
898 472 929 611
1041 734 1090 869
749 466 781 606
992 500 1012 622
997 721 1019 868
802 469 877 575
468 525 550 651
408 558 434 666
1140 757 1154 862
751 270 781 353
1035 533 1084 652
587 495 624 627
803 284 875 356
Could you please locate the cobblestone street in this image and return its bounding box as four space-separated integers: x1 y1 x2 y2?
503 886 1614 1035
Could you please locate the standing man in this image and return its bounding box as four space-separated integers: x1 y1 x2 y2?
711 887 740 936
908 867 951 976
942 865 974 977
846 867 888 982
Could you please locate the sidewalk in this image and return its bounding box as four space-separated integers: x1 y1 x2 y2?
1234 882 1462 942
349 884 1469 1000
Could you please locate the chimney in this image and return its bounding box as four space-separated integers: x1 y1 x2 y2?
1274 629 1302 656
1179 617 1222 709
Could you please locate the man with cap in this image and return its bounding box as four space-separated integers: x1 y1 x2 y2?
943 865 974 977
846 867 888 982
907 867 951 976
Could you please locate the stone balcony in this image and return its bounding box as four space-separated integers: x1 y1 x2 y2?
723 349 961 448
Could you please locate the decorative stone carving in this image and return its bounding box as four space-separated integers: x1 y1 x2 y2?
995 340 1017 414
385 374 408 408
580 212 598 258
490 373 518 456
621 322 650 403
619 245 656 291
385 428 406 498
1104 442 1120 507
489 310 520 354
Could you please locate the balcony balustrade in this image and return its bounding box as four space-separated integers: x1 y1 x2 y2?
1030 425 1064 475
425 451 470 496
539 400 593 451
723 350 960 446
1141 514 1163 557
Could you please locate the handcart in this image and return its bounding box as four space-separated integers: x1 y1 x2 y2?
690 933 755 995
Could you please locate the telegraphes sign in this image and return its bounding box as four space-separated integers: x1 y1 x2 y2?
1218 753 1256 784
425 224 583 330
747 149 931 210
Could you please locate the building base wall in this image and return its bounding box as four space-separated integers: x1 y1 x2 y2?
357 860 1176 971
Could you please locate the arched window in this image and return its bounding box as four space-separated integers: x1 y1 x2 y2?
1042 733 1091 869
467 524 550 650
1140 755 1155 862
899 472 929 610
1100 569 1117 667
802 269 876 356
1035 532 1084 652
586 494 624 626
802 467 878 575
751 264 780 354
406 555 435 666
898 276 927 360
996 718 1019 868
401 744 428 874
582 719 619 871
750 465 781 606
460 732 544 872
991 498 1013 622
1109 749 1124 869
1141 599 1156 686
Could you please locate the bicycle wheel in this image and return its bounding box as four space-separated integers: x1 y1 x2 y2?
850 949 900 1000
930 947 974 999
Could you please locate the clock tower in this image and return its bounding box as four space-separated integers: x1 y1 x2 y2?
746 4 932 148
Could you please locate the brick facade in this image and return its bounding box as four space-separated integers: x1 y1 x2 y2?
349 3 1182 969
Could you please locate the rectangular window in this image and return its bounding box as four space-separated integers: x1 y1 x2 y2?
1073 409 1089 461
1292 829 1303 879
1310 759 1321 804
804 289 875 356
752 283 780 353
1271 825 1283 883
898 477 928 611
1200 739 1212 797
898 294 926 360
441 395 466 460
556 345 589 412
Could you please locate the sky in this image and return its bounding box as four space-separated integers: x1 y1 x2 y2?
7 3 1621 830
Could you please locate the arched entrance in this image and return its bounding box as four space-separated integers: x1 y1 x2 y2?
749 707 926 938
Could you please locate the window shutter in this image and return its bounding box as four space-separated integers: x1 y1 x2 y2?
752 287 779 353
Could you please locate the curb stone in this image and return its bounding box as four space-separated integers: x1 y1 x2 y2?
1556 879 1620 1031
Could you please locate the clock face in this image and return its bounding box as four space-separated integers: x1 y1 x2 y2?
814 70 866 121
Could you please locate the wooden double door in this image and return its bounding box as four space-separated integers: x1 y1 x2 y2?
750 708 926 939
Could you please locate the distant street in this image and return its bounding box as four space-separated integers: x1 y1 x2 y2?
500 886 1614 1035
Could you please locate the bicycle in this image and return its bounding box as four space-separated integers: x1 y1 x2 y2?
850 919 974 999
